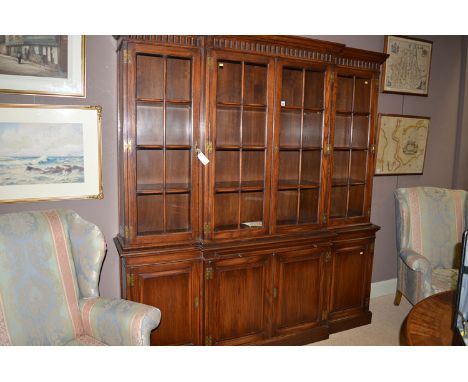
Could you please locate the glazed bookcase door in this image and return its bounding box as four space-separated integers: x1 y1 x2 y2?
125 43 200 243
328 68 377 225
206 51 275 240
271 60 330 233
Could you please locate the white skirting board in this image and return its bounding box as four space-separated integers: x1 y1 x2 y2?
370 278 397 299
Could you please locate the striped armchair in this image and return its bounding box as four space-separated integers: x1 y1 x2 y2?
0 210 161 345
394 187 467 305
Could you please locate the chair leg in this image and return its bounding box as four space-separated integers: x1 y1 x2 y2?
394 290 403 306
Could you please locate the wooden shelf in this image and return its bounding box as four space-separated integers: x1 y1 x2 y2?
137 145 192 150
137 98 192 105
217 102 267 109
137 183 191 195
216 145 266 151
278 180 320 190
215 181 264 193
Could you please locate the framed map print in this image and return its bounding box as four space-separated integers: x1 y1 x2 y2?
0 36 85 97
375 114 430 175
381 36 433 96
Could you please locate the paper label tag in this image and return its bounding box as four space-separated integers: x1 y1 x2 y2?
197 150 210 166
281 100 286 107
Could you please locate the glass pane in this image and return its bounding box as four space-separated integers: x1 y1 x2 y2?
241 191 264 228
299 189 319 224
354 78 371 113
332 151 350 185
216 151 240 187
348 185 365 217
217 61 242 104
137 150 163 187
137 104 164 145
304 70 324 109
281 68 303 107
352 115 369 148
279 151 300 187
137 55 164 100
303 111 323 147
350 150 367 183
166 193 190 232
166 104 191 146
336 76 353 112
166 57 191 101
166 150 190 186
215 192 239 230
330 186 347 219
334 114 351 148
244 63 267 105
277 190 298 225
301 150 321 186
243 108 266 147
280 110 301 147
137 194 164 234
242 151 264 187
216 106 241 146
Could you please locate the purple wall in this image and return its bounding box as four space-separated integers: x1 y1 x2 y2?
0 35 466 298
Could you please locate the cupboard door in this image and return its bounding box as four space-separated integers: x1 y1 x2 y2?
329 241 373 318
205 254 272 345
128 260 202 345
329 68 377 224
273 248 328 335
272 60 329 233
207 51 275 240
125 43 201 244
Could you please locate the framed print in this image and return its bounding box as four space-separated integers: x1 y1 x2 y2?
0 104 102 203
0 36 85 97
381 35 433 96
375 114 430 175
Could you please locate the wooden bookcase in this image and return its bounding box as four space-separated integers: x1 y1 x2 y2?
115 35 388 345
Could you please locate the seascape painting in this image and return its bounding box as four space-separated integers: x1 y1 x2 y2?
0 122 85 186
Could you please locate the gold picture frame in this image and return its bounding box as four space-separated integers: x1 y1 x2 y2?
375 114 430 175
0 104 102 203
0 36 86 97
381 36 433 96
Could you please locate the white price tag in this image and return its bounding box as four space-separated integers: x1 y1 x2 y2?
281 100 286 107
197 150 210 166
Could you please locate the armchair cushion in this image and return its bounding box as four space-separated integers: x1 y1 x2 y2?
432 268 459 294
399 248 432 274
80 298 161 346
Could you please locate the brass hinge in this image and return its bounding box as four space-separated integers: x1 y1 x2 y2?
325 251 332 262
122 50 131 65
205 140 213 154
325 143 333 155
203 223 211 234
207 57 213 69
205 336 213 346
330 72 335 83
205 266 213 280
321 213 327 224
124 139 132 153
274 145 279 154
124 226 133 239
194 296 199 309
127 273 135 288
370 144 376 155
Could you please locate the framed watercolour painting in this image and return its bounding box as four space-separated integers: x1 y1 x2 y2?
381 36 433 96
375 114 430 175
0 35 85 97
0 104 102 203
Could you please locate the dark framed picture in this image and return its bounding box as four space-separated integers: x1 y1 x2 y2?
381 35 433 96
375 114 430 175
0 104 102 203
0 35 85 97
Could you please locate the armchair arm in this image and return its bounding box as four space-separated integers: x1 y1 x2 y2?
399 248 432 274
79 298 161 346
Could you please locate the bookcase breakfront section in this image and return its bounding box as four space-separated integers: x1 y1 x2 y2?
115 36 387 346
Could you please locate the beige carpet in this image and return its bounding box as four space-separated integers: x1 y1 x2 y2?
310 293 412 346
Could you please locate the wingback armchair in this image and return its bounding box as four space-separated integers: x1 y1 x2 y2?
394 187 467 305
0 209 161 345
